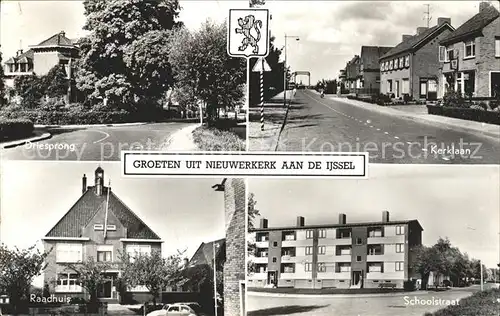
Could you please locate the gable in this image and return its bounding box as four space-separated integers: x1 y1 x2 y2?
189 239 226 267
440 6 499 45
35 32 75 47
361 46 393 70
82 201 127 242
45 186 161 240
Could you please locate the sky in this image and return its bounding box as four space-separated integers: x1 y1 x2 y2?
2 0 500 83
0 161 226 261
249 165 500 268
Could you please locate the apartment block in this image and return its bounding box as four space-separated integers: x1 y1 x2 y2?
438 2 500 98
248 212 423 290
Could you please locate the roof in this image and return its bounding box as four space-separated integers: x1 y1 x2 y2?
381 23 453 60
45 186 161 240
4 49 34 64
440 6 499 45
188 238 225 267
360 46 393 69
34 31 75 48
251 219 423 233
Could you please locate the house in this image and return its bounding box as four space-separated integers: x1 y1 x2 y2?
438 2 500 99
345 55 361 92
379 18 455 101
188 239 226 270
248 211 423 290
42 167 163 304
357 46 393 96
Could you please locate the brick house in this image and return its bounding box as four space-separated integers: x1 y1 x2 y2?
379 18 455 101
42 167 163 304
222 179 246 316
248 211 423 290
357 46 393 96
345 55 361 92
438 2 500 99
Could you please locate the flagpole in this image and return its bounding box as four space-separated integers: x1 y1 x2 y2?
213 242 218 316
104 180 110 239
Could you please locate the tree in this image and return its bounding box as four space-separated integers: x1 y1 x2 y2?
42 64 69 99
247 193 260 274
0 49 5 106
120 250 185 307
0 244 51 314
168 20 246 123
249 0 265 7
63 257 111 311
13 74 44 108
177 264 223 310
76 0 182 109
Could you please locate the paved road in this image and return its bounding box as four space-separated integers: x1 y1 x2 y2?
247 288 476 316
1 122 191 161
276 90 500 164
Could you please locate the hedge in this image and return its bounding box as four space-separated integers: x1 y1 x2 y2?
424 289 499 316
0 118 34 140
427 105 500 125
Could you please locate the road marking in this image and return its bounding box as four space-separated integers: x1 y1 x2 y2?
377 128 381 131
394 136 399 139
93 130 110 143
406 142 412 145
384 132 389 135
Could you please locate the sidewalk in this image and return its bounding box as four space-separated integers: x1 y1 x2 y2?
34 122 148 129
1 132 52 149
330 95 500 140
161 123 200 150
248 90 295 151
248 289 431 299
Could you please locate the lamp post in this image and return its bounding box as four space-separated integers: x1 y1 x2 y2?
283 34 300 107
465 226 498 291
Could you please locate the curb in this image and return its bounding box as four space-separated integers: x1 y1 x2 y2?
34 122 149 129
273 95 298 151
334 97 500 140
1 132 52 149
247 290 432 299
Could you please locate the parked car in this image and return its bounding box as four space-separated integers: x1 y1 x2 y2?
146 302 206 316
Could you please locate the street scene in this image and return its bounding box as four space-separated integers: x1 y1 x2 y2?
0 0 247 161
248 0 500 164
0 162 246 316
246 165 500 315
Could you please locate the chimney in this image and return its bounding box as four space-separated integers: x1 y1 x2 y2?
82 174 87 195
382 211 390 223
437 17 451 26
338 213 347 225
60 31 66 37
95 167 104 196
16 49 23 57
296 216 305 227
479 1 490 12
260 218 268 229
416 27 428 35
183 258 189 268
402 34 412 42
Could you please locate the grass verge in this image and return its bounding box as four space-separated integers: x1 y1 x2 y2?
424 288 499 316
192 126 245 151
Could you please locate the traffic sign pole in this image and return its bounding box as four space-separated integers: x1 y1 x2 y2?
260 65 264 131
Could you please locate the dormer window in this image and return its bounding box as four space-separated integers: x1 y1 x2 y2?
94 224 104 231
405 56 410 67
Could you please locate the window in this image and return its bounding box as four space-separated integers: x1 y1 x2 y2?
356 238 362 245
446 47 454 62
272 257 277 263
496 38 500 57
387 80 393 93
56 273 82 292
356 256 362 262
396 244 404 253
318 263 326 272
106 225 116 231
439 46 446 62
389 60 393 70
56 243 83 263
376 76 380 83
380 63 384 71
168 306 180 312
318 229 326 238
464 40 475 58
126 244 151 261
97 245 113 262
318 246 326 255
305 263 312 272
94 224 104 231
405 55 410 67
273 241 278 247
368 264 382 272
306 230 314 239
340 265 351 272
396 262 404 271
396 225 405 235
399 57 404 69
305 246 313 255
402 79 410 94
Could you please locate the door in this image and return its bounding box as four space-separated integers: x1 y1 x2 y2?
420 80 428 99
491 72 500 97
352 271 362 286
97 280 112 298
267 271 277 286
395 80 400 98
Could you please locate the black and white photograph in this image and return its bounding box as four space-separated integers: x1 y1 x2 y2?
0 161 246 316
0 0 247 161
248 0 500 164
246 165 500 316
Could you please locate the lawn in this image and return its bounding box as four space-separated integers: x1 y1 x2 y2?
192 126 245 151
424 288 499 316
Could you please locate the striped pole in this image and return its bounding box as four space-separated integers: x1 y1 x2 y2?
260 66 264 131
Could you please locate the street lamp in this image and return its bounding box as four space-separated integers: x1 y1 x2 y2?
465 226 499 291
283 34 300 107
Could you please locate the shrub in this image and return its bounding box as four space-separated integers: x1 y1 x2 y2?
192 126 245 151
403 280 417 291
469 104 486 111
0 117 34 139
69 297 86 304
443 90 466 108
424 289 499 316
403 94 411 104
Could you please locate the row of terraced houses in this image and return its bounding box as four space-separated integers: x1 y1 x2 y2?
248 211 423 290
339 2 500 101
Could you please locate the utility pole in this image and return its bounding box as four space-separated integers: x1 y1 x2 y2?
424 4 432 28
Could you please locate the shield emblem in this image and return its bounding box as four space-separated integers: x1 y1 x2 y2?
227 9 270 58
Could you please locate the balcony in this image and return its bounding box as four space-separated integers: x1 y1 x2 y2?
366 271 404 280
367 253 405 262
248 273 267 280
255 241 269 248
368 235 404 244
253 256 268 264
